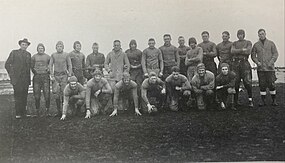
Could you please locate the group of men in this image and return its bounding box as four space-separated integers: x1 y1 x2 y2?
5 28 279 120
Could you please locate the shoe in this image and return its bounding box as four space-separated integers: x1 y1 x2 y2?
272 101 278 106
248 101 254 108
259 101 266 107
15 115 21 119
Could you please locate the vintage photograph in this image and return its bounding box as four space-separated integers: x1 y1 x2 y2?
0 0 284 162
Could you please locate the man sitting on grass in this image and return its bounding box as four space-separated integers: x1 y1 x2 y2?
216 63 237 110
109 72 141 117
60 76 85 120
141 71 166 114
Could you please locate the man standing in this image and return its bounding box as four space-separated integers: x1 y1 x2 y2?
216 63 236 110
60 76 85 120
198 31 217 75
69 41 86 85
141 72 166 114
31 43 51 116
251 29 279 106
85 42 105 80
50 41 73 117
85 69 113 118
142 38 164 77
216 31 233 73
191 63 215 110
109 72 141 117
177 36 190 76
5 38 31 119
231 29 253 107
185 37 203 82
104 40 130 90
165 66 191 111
159 34 180 80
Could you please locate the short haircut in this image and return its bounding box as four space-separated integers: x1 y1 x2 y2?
222 31 230 36
113 40 121 44
148 38 155 42
178 36 184 40
258 29 266 33
171 66 180 73
201 31 209 36
93 42 98 46
163 34 171 38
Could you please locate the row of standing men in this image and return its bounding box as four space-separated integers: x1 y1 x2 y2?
5 28 279 119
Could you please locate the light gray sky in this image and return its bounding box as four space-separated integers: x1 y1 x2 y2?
0 0 284 66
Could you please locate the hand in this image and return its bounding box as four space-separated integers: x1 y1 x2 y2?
60 114 66 120
94 90 101 97
159 72 163 77
135 108 142 116
109 109 118 117
144 73 149 78
242 48 247 52
175 86 182 91
257 62 262 67
147 104 153 113
216 86 223 90
85 110 91 118
50 76 55 81
161 88 166 94
123 65 128 69
67 76 71 81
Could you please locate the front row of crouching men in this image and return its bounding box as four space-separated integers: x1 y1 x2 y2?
59 62 237 120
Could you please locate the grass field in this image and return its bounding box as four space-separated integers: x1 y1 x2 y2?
0 84 284 162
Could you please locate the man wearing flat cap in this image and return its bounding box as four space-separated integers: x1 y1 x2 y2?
60 76 85 120
5 38 32 119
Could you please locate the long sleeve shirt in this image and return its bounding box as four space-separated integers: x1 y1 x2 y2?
191 70 215 93
141 47 164 74
104 50 130 81
31 53 50 74
85 78 112 109
165 74 191 91
216 71 236 88
216 41 232 63
231 39 252 59
49 52 72 77
185 46 203 67
62 83 85 115
198 41 217 62
251 39 278 71
125 49 143 70
113 80 138 108
69 50 85 70
86 52 105 70
141 77 165 104
159 44 180 67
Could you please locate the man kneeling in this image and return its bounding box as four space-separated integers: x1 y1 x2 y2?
141 72 166 114
165 66 191 111
216 63 237 110
60 76 85 120
191 63 215 110
110 72 141 116
85 69 113 118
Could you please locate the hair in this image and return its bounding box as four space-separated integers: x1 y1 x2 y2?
201 31 209 36
92 42 98 46
148 38 155 42
222 31 230 36
258 29 266 34
178 36 184 40
113 40 121 44
171 66 180 73
188 37 197 45
163 34 171 38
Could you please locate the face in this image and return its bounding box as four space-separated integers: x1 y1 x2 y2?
38 46 45 54
198 69 205 77
237 34 244 41
75 43 81 52
172 71 179 80
178 37 185 46
189 42 196 49
123 78 130 85
92 44 99 53
149 76 157 84
20 43 28 51
130 43 136 50
164 36 171 45
69 82 77 90
222 33 230 42
148 40 155 48
202 34 209 42
258 31 266 40
94 74 102 82
56 44 64 53
113 41 121 51
221 67 229 75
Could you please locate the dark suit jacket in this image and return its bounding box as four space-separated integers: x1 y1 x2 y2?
5 49 31 86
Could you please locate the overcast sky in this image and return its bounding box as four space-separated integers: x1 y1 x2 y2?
0 0 284 66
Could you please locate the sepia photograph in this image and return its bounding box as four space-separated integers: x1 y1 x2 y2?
0 0 284 162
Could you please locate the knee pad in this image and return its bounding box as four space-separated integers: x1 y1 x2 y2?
183 90 191 96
